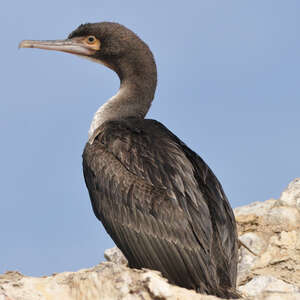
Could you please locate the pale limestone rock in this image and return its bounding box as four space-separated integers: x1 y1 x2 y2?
141 271 172 298
237 232 267 285
271 230 298 249
265 206 300 231
239 275 300 296
234 199 276 217
104 246 128 265
0 264 222 300
235 179 300 292
278 178 300 207
259 293 300 300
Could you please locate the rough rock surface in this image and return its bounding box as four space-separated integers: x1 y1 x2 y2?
1 178 300 300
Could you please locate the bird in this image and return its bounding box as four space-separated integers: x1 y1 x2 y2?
19 22 239 298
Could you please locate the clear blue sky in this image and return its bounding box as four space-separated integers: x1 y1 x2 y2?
1 1 299 277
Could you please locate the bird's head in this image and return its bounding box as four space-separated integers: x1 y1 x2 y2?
19 22 155 80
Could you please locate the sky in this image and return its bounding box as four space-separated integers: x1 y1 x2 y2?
1 1 299 277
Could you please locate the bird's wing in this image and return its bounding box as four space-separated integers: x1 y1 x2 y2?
177 135 238 287
82 118 237 292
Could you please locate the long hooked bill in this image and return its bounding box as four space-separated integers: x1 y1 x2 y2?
18 39 96 56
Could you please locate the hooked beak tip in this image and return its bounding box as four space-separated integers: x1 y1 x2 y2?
19 40 30 49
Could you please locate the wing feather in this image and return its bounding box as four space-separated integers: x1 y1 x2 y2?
82 118 238 295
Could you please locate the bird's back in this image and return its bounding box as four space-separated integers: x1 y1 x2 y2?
83 118 238 298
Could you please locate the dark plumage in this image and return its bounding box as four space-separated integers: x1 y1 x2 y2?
20 22 239 298
83 118 239 298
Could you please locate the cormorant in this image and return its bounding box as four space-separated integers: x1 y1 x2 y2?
19 22 239 298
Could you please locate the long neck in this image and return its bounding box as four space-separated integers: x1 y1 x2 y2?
88 49 157 139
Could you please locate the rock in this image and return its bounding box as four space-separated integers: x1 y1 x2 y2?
141 271 173 298
278 178 300 208
237 232 267 285
234 199 276 217
2 178 300 300
104 246 128 265
239 275 300 296
235 178 300 292
259 293 300 300
0 263 220 300
265 206 300 232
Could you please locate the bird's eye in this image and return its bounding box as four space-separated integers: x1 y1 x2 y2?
87 36 96 44
83 35 101 51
